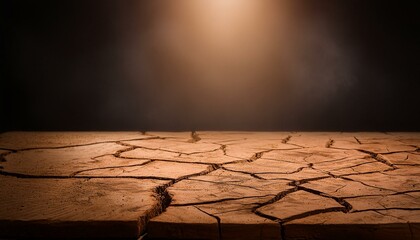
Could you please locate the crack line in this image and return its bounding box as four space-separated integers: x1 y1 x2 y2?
194 206 222 240
188 131 201 143
172 195 276 207
70 160 154 177
1 136 160 152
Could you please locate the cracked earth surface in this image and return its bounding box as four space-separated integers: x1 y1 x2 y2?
0 132 419 239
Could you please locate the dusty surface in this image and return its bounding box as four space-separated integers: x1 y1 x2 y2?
0 132 419 239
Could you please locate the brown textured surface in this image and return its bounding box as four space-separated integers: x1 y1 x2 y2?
0 132 419 239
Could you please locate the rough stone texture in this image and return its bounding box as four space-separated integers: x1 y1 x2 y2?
0 131 152 150
284 211 414 240
168 169 292 206
2 143 130 176
121 138 221 155
258 191 344 222
346 192 420 211
196 198 281 240
0 176 168 239
76 160 212 179
381 152 420 166
0 132 419 239
147 206 220 240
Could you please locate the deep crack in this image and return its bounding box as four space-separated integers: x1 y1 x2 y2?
354 136 362 144
294 185 352 213
253 188 298 222
194 206 222 240
282 135 292 144
357 149 396 168
325 139 334 148
188 131 201 143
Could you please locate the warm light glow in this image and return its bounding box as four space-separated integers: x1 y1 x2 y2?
183 0 282 48
154 0 291 88
128 0 296 123
121 1 354 127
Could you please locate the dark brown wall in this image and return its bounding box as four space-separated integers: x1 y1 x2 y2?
1 0 419 131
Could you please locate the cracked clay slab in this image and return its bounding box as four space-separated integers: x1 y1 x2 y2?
0 132 419 240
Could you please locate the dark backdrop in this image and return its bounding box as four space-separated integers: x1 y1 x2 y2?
1 0 419 131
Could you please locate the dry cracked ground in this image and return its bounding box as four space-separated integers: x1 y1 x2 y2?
0 132 419 240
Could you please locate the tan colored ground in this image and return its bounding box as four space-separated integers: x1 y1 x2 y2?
0 132 419 239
